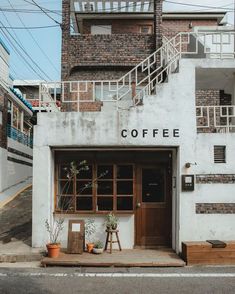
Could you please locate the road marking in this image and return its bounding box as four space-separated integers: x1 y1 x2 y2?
1 273 235 278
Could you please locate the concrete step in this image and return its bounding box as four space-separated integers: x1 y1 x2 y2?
0 252 45 263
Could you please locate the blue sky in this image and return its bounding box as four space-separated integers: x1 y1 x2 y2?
0 0 233 81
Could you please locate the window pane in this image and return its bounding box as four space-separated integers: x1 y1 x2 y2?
97 181 113 195
76 180 92 195
59 165 70 179
117 197 133 210
57 196 74 211
117 181 133 195
76 197 93 211
142 168 165 203
77 164 92 179
97 197 113 211
58 180 74 195
117 165 133 179
97 165 113 179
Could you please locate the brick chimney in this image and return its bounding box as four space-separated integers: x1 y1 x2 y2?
61 0 71 80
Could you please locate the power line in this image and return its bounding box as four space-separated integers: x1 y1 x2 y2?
0 25 59 29
164 0 234 11
22 0 61 25
0 7 62 14
0 0 59 9
0 26 46 80
7 0 60 75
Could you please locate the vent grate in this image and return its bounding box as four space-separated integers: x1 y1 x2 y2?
214 146 226 163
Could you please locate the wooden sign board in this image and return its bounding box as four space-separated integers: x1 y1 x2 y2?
67 220 84 254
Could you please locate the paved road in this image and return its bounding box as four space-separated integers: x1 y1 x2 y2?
0 187 32 246
1 266 235 294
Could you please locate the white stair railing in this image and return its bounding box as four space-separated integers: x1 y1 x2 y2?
39 30 235 112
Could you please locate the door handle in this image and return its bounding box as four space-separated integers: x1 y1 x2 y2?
136 202 141 208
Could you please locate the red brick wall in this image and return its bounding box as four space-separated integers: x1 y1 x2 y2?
163 19 218 39
83 19 218 38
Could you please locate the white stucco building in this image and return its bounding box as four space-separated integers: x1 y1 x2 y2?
0 37 33 196
32 1 235 255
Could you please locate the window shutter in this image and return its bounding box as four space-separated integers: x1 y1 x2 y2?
214 146 226 163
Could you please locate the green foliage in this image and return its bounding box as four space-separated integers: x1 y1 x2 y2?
85 218 96 243
94 240 104 249
104 212 118 229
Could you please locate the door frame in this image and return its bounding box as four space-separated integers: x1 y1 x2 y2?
135 162 172 248
134 149 178 250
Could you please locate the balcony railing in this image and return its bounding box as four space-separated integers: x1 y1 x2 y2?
7 125 33 148
196 105 235 133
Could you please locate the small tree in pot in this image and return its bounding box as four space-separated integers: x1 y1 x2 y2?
45 161 108 258
45 161 89 258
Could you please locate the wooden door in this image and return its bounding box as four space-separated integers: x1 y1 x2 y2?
135 164 172 247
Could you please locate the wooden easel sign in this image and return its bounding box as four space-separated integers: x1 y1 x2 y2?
67 220 84 254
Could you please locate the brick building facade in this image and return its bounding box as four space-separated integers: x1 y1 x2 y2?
61 0 224 82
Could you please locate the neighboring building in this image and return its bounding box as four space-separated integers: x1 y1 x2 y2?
33 0 235 254
13 80 61 112
0 37 33 193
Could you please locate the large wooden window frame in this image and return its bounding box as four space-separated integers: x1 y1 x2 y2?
55 163 135 214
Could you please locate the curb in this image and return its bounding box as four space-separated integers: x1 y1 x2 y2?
0 184 32 209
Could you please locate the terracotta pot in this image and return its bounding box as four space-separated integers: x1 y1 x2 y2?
86 243 94 253
46 243 61 258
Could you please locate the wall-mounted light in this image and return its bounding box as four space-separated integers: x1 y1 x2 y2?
185 162 197 168
189 22 193 29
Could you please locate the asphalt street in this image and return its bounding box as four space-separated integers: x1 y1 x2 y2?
1 266 235 294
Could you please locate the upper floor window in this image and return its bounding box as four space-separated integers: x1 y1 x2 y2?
140 25 152 34
91 25 112 35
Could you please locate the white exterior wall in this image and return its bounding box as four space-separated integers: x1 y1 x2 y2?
7 138 33 188
0 42 10 86
0 139 33 193
0 147 8 192
32 59 235 252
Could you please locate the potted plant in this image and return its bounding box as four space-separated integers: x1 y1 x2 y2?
104 212 118 230
85 218 96 253
45 219 64 258
92 241 104 254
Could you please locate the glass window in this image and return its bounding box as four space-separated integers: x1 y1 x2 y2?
97 181 113 195
142 168 165 203
117 197 133 211
56 163 134 213
97 197 113 211
7 100 12 125
117 165 133 179
117 181 133 195
76 197 93 211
